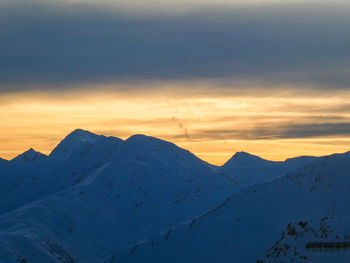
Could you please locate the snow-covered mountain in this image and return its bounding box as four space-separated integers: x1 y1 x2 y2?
106 151 350 263
221 152 318 185
0 129 348 263
0 129 238 262
11 148 47 162
49 129 114 161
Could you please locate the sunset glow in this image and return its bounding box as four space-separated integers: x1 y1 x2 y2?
2 85 350 165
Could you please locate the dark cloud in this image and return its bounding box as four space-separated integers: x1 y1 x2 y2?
279 122 350 139
1 2 350 92
172 121 350 141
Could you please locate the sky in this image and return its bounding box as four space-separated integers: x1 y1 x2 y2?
1 0 350 164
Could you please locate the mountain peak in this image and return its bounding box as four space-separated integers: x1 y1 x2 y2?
223 151 268 167
66 129 101 143
121 134 212 168
50 129 104 159
126 134 165 144
125 134 189 154
12 148 47 162
233 151 257 158
232 151 264 161
127 134 149 140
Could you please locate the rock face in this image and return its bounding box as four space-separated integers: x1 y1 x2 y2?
262 217 350 263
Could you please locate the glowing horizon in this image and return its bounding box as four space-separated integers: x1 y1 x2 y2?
1 86 350 165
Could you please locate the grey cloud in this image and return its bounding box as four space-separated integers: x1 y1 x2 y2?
174 121 350 141
1 2 350 92
276 122 350 139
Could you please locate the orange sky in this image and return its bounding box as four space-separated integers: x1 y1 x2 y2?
1 86 350 165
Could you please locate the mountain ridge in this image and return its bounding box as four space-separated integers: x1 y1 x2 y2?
0 129 349 263
0 129 331 166
106 150 350 263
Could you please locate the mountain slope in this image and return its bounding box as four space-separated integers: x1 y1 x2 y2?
106 151 350 263
0 130 238 263
49 129 107 160
0 130 124 214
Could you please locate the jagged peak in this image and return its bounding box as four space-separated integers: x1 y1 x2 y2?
12 148 47 162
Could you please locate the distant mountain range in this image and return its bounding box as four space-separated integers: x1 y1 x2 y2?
0 129 348 263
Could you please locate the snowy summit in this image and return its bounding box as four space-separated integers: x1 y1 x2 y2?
11 148 47 162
